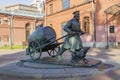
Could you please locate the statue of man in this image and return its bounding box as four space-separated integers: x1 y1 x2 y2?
57 11 88 63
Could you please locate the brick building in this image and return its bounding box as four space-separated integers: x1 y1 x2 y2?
0 4 44 46
45 0 120 47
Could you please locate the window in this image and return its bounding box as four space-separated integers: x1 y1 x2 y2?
61 22 67 37
62 0 70 10
0 37 1 42
84 0 91 2
49 4 53 14
25 23 31 41
83 0 92 3
84 17 90 34
109 26 114 33
7 37 10 42
0 18 2 24
7 17 11 25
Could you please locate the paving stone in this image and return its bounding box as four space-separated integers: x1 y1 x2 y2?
1 48 120 79
43 73 72 78
22 62 72 69
0 62 18 70
64 67 97 74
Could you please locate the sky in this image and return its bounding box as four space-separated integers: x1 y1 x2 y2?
0 0 33 7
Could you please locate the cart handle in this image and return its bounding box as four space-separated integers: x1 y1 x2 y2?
44 36 56 43
55 32 87 42
42 32 87 47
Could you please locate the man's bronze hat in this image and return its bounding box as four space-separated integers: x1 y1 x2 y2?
73 11 80 15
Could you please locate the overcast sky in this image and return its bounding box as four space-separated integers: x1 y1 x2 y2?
0 0 32 7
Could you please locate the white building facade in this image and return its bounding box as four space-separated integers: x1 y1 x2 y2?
31 0 46 14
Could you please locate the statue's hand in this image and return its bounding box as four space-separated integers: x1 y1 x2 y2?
68 32 76 35
81 32 88 35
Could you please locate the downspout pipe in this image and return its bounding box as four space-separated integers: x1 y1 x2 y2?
105 13 109 48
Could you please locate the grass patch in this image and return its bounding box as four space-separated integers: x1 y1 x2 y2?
0 45 25 50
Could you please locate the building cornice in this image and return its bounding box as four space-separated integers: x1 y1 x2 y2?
5 4 37 8
46 0 52 3
46 0 56 3
0 10 44 18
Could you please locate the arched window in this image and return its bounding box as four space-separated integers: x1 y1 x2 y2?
25 23 31 41
83 17 90 34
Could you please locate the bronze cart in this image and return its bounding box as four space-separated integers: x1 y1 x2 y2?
26 26 63 60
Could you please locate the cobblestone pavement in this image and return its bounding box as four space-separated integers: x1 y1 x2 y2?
0 48 120 80
0 49 27 65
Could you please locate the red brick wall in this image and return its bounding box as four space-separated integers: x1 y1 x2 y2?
46 0 93 40
45 0 120 45
0 14 43 46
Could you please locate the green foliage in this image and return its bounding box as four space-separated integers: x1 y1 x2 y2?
0 45 24 50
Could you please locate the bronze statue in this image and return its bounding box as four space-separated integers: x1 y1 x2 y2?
57 11 90 63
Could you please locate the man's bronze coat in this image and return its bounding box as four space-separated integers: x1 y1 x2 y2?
63 18 83 50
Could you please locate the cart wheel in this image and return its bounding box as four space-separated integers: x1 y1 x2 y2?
29 41 42 60
47 47 59 57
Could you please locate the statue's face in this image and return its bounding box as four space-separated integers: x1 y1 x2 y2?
74 13 80 20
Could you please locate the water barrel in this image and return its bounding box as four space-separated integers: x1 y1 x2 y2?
28 26 56 44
